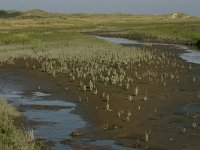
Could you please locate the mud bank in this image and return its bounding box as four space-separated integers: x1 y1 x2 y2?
0 66 139 150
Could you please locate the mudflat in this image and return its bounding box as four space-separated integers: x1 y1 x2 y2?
1 43 200 150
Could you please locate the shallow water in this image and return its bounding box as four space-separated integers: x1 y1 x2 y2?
183 103 200 114
179 48 200 64
97 36 143 45
97 36 200 65
0 68 86 150
91 140 137 150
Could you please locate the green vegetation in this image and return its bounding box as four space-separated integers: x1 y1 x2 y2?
0 98 38 150
0 10 199 44
0 10 22 18
0 29 153 90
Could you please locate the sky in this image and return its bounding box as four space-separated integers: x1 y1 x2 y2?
0 0 199 16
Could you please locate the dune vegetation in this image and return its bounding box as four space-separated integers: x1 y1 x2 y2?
0 10 199 45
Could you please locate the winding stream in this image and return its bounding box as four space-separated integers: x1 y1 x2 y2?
97 36 200 65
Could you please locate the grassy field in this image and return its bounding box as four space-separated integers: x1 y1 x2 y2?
0 98 38 150
0 9 200 44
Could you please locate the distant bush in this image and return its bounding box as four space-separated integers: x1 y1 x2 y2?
0 33 33 44
0 10 22 18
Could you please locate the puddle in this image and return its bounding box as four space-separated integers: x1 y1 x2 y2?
32 91 51 97
165 103 200 116
97 36 200 65
176 103 200 115
183 103 200 114
91 140 137 150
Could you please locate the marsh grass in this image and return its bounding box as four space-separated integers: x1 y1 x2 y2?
0 30 153 89
0 98 38 150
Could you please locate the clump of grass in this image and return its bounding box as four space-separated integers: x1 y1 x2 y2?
134 86 139 96
126 110 131 122
0 32 35 45
0 98 39 150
